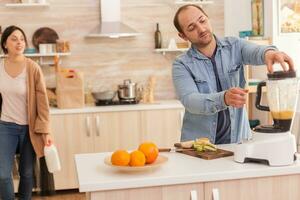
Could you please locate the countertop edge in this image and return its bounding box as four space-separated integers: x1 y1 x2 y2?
78 166 300 192
50 100 184 115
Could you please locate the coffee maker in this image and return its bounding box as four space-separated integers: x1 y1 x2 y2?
234 71 299 166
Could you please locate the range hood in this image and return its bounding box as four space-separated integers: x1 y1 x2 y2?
86 0 140 38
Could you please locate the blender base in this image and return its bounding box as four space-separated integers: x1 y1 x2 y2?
234 131 296 166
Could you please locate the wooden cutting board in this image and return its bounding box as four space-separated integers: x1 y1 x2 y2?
177 148 234 160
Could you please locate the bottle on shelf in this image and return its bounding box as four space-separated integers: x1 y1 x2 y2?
251 0 264 36
154 23 162 49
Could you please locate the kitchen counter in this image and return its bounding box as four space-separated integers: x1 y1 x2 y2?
75 144 300 193
50 100 184 115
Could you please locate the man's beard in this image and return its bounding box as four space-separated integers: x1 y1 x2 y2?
197 31 213 47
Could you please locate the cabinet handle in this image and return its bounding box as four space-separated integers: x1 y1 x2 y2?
85 116 91 137
212 188 220 200
180 110 184 125
190 190 198 200
96 115 100 137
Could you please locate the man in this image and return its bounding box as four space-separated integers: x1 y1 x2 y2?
172 5 294 144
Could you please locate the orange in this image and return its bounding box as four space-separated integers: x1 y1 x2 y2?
111 150 130 166
129 150 146 167
138 142 159 164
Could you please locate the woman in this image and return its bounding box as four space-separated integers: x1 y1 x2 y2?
0 26 52 200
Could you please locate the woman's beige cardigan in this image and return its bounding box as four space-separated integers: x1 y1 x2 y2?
0 58 50 158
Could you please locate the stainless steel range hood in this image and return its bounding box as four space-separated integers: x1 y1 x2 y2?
86 0 140 39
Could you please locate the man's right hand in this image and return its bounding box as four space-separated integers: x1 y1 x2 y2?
224 87 248 108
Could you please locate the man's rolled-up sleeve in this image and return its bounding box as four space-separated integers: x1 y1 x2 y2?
240 39 277 65
172 59 228 115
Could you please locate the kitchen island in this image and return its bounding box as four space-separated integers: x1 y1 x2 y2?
75 145 300 200
50 100 185 190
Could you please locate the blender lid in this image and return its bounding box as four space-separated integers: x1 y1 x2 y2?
267 70 296 80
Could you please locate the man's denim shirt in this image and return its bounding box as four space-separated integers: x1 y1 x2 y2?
172 36 276 143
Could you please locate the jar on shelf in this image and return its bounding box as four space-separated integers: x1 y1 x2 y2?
56 40 70 53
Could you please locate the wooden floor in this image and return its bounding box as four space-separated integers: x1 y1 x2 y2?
32 190 86 200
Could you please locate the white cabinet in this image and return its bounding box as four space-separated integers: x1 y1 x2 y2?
93 111 141 152
140 109 182 147
87 183 204 200
85 174 300 200
51 113 94 189
204 175 300 200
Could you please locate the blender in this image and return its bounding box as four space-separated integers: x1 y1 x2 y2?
234 71 299 166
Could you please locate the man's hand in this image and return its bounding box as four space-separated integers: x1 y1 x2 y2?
265 50 294 73
224 87 248 108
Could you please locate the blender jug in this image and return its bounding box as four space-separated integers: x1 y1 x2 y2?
254 70 299 133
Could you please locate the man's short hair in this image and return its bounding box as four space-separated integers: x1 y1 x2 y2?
173 4 208 33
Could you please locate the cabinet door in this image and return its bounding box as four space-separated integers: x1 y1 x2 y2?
88 183 204 200
51 113 94 190
140 109 183 147
204 175 300 200
162 183 204 200
93 111 141 152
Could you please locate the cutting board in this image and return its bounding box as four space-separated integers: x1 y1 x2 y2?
177 148 234 160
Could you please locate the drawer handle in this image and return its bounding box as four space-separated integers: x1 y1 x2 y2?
190 190 198 200
85 116 91 137
96 116 100 137
212 188 220 200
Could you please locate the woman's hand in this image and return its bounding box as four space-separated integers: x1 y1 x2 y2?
42 134 53 146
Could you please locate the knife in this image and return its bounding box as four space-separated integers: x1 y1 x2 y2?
158 148 194 152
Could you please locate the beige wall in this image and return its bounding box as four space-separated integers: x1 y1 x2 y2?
0 0 224 99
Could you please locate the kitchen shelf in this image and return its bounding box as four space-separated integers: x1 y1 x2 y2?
0 52 71 58
174 0 214 5
0 52 70 65
154 48 188 55
5 3 50 8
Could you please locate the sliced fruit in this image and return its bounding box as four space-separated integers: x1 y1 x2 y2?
180 140 194 148
203 145 217 152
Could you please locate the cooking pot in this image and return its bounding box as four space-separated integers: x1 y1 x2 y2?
92 90 116 101
118 79 137 100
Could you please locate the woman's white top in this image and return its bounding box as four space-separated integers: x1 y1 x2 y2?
0 59 28 125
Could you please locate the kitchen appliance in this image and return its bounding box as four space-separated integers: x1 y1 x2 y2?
234 70 299 166
92 90 117 102
118 79 137 102
86 0 140 38
95 99 139 106
254 70 298 133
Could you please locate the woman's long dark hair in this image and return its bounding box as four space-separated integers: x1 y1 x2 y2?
1 25 28 54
